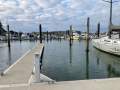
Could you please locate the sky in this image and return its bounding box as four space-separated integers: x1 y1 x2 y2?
0 0 120 32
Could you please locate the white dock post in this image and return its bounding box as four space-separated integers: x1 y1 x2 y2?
34 53 40 82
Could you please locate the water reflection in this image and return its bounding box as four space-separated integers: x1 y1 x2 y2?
7 47 12 66
94 48 120 78
86 39 89 79
69 44 72 64
41 40 120 81
86 50 89 79
97 57 100 65
107 64 120 77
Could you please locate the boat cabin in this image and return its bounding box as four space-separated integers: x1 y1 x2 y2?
111 25 120 32
110 25 120 38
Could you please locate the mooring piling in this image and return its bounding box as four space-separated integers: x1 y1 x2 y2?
39 24 42 43
69 25 73 46
97 22 100 38
19 32 22 42
7 25 11 48
86 17 90 52
47 31 48 41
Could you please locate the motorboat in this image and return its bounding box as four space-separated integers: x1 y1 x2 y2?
72 32 80 40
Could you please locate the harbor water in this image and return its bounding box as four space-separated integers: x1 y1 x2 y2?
0 40 120 82
41 40 120 81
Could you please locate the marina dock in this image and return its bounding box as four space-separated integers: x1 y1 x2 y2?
1 78 120 90
0 42 44 85
0 42 119 90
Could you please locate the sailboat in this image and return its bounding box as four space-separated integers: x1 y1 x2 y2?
92 0 120 56
92 33 120 56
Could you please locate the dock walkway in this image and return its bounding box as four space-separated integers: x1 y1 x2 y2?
0 43 44 85
1 78 120 90
0 43 120 90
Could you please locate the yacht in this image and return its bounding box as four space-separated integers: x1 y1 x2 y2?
72 32 80 40
67 31 80 40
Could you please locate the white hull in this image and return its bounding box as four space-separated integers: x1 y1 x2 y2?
92 37 120 56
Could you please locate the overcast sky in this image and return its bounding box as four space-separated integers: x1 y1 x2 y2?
0 0 120 32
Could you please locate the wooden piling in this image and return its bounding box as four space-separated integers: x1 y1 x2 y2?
39 24 42 43
69 25 73 46
86 17 90 52
97 23 100 38
7 25 10 47
85 18 90 77
19 32 22 42
47 31 48 40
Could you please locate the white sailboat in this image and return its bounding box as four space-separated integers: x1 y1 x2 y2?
92 25 120 56
92 0 120 56
92 35 120 56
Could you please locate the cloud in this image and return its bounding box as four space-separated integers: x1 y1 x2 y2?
19 0 28 9
34 0 61 9
0 0 120 32
0 1 17 12
55 10 64 16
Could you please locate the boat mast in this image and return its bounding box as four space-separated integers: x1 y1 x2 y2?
109 0 113 38
102 0 119 38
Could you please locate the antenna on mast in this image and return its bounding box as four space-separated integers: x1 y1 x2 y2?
102 0 119 38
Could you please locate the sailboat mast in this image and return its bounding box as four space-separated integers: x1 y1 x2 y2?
110 0 112 25
108 0 113 38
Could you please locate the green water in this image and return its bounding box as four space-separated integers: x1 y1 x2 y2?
41 40 120 81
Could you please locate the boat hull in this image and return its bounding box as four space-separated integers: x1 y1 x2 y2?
92 38 120 56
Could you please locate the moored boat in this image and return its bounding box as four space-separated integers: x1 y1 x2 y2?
92 36 120 56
